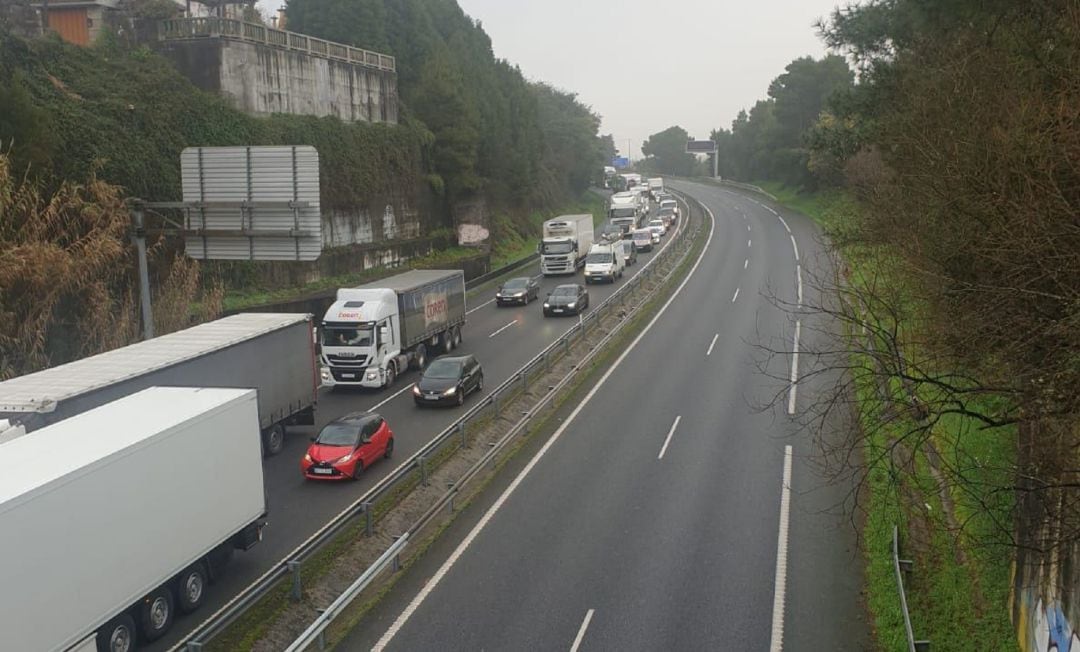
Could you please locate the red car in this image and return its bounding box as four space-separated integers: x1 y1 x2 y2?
301 412 394 481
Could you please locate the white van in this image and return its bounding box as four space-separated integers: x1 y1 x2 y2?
583 243 625 284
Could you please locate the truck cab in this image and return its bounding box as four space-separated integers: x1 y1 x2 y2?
540 214 594 276
583 243 625 284
321 289 402 389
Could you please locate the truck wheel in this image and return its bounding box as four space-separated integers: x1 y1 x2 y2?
262 424 285 457
453 326 462 347
138 586 175 642
97 614 136 652
443 330 454 353
385 364 396 388
176 562 208 614
413 344 427 370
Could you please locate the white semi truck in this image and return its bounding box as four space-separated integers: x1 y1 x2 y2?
648 177 664 200
320 269 467 389
609 192 642 235
0 313 318 456
539 214 595 276
0 386 267 652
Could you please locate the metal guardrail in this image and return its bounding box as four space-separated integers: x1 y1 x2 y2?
463 252 539 290
172 194 702 652
159 17 396 72
893 525 931 652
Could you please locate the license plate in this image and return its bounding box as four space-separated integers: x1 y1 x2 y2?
553 308 564 313
312 468 333 475
341 373 355 379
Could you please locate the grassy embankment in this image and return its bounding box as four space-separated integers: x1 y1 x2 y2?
758 180 1017 651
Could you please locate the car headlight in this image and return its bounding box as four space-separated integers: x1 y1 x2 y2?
412 385 422 396
304 453 312 463
568 302 576 309
337 452 353 464
320 369 329 381
543 303 550 308
444 386 457 395
366 371 378 381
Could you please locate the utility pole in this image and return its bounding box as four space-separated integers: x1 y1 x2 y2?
129 200 155 340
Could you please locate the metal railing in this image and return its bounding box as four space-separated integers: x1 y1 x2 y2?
464 252 540 290
159 17 396 72
893 526 931 652
172 194 703 651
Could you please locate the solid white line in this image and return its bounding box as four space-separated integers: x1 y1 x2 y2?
371 383 415 411
466 298 495 315
787 320 800 415
790 235 800 261
706 333 719 356
778 214 791 233
488 319 518 339
796 264 803 306
732 288 740 303
372 200 717 652
769 445 794 652
657 416 682 459
570 609 595 652
744 258 749 270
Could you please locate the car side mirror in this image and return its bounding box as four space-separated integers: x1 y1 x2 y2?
309 436 316 442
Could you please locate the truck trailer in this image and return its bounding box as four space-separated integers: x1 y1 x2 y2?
0 313 318 456
539 214 595 276
0 386 267 652
320 269 467 389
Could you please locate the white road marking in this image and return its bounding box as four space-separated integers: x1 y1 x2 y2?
769 445 794 652
372 200 718 652
371 383 415 411
790 235 800 261
706 333 719 356
570 609 595 652
748 239 752 248
744 258 749 270
466 298 495 315
778 214 791 233
488 319 518 339
787 320 800 415
747 223 751 232
732 288 740 303
657 416 682 459
796 265 803 306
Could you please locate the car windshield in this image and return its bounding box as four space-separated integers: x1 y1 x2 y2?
323 326 373 347
424 359 463 379
659 208 674 216
634 231 651 240
316 422 360 446
661 201 676 208
586 253 612 264
610 207 637 218
551 287 577 297
503 278 529 290
541 241 574 254
650 221 663 227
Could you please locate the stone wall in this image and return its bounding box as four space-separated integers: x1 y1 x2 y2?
159 36 398 123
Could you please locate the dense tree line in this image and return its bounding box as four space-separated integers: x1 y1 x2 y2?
706 55 853 188
815 0 1080 547
284 0 608 209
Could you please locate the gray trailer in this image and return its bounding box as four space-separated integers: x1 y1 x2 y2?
320 270 467 389
0 313 317 455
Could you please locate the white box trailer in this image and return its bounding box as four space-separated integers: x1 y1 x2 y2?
0 386 266 652
0 313 317 456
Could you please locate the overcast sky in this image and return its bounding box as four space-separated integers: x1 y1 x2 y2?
259 0 843 161
455 0 842 160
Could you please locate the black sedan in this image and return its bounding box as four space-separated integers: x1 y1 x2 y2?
543 284 589 317
412 355 484 407
496 277 540 306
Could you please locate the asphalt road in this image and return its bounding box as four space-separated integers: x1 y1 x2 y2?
152 197 686 651
341 181 870 651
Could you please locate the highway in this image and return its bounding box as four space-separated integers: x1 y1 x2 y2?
341 181 870 650
152 196 687 651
